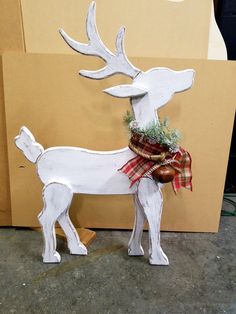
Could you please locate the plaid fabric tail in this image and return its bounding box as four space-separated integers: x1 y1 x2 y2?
172 148 192 193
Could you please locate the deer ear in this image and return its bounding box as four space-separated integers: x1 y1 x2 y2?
104 84 147 98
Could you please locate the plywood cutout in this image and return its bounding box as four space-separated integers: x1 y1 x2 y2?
13 2 195 265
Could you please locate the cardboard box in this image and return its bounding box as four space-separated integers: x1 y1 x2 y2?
3 53 236 231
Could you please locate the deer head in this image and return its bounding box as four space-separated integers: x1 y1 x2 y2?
59 1 194 127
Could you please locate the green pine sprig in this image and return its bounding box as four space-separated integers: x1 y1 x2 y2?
123 111 181 152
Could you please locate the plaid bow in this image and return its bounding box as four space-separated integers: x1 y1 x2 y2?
119 133 192 194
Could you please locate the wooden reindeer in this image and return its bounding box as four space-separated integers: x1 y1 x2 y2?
15 2 194 265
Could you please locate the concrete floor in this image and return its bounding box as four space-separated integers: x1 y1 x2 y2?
0 215 235 313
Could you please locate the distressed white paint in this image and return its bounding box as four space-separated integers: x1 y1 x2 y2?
15 127 43 163
136 178 169 265
16 1 195 265
104 85 147 98
59 2 140 79
105 68 194 128
38 182 87 263
37 146 137 195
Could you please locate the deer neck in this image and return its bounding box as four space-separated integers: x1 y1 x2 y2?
131 96 159 129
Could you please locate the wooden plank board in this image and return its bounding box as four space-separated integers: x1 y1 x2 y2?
56 228 96 247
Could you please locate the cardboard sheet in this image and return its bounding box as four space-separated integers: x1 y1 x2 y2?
20 0 212 59
3 53 236 232
0 57 11 225
0 0 25 225
0 0 25 53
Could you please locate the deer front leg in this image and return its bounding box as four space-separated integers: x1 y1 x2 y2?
128 194 145 256
57 208 87 256
38 182 73 263
137 178 169 266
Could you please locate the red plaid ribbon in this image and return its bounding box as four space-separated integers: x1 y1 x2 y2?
119 133 192 194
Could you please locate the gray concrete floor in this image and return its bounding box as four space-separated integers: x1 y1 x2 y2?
0 212 235 313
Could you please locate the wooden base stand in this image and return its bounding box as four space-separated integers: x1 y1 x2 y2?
32 227 96 247
55 227 96 247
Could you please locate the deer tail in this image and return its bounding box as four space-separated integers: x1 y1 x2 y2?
15 126 44 163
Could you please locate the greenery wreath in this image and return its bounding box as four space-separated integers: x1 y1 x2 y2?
123 111 182 153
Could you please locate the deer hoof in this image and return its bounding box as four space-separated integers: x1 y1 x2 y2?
149 249 169 266
43 251 61 264
70 243 87 256
149 257 169 266
128 245 144 256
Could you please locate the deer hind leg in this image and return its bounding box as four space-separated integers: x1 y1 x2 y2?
128 194 145 256
57 206 87 256
137 178 169 266
38 182 73 263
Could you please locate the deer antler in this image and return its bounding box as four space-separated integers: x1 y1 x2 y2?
59 1 140 80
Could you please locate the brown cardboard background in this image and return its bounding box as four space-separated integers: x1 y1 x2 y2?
0 0 25 54
0 0 25 225
20 0 212 59
3 53 236 232
0 57 11 225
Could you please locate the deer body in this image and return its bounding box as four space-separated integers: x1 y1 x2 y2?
37 146 136 194
16 2 194 265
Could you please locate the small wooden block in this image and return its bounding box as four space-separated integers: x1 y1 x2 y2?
55 227 96 247
32 227 96 247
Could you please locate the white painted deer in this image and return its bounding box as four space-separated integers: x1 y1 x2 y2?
15 2 194 265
